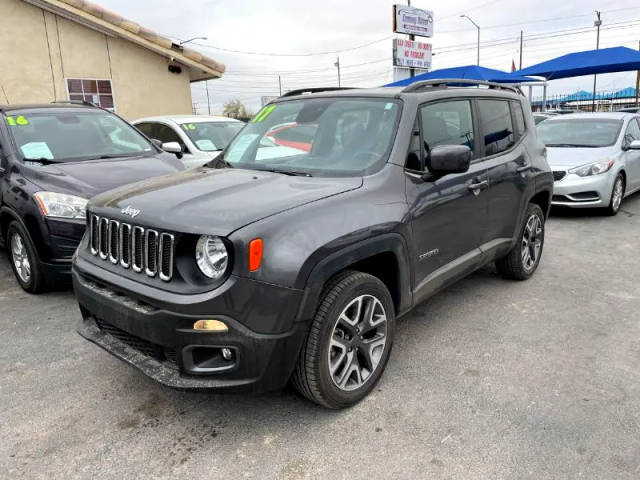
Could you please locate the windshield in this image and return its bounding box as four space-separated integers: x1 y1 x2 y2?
221 98 401 177
538 118 622 147
180 121 244 152
5 110 154 162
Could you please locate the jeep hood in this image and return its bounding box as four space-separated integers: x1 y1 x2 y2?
90 167 363 235
23 154 185 198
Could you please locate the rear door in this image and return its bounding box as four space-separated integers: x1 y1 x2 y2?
622 117 640 192
478 99 534 257
407 98 489 303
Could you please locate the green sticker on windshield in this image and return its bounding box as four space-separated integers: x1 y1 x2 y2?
252 104 276 123
181 123 196 131
6 115 29 126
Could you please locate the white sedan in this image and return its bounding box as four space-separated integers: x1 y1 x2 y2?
133 115 244 168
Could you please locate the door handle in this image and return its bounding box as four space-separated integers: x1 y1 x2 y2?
517 163 532 173
468 180 488 192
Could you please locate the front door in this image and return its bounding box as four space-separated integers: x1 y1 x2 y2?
622 117 640 192
407 99 489 303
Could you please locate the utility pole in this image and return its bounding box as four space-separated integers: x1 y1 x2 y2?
635 40 639 107
334 57 341 87
278 75 282 96
205 80 211 115
408 0 415 78
461 14 480 66
592 10 602 112
519 30 523 70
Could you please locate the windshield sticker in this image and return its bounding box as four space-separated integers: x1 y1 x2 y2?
181 123 197 131
385 103 394 110
195 139 217 151
6 115 30 126
252 105 276 123
21 142 54 160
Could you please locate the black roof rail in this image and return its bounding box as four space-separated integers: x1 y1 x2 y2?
280 87 359 98
401 79 522 95
50 100 98 107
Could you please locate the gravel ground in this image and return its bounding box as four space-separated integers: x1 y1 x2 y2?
1 194 640 480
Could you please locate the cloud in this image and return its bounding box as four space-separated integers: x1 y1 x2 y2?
100 0 640 114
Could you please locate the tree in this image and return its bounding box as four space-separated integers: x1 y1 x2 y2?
223 99 250 119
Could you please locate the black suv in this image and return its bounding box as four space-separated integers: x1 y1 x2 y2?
73 81 553 408
0 103 184 293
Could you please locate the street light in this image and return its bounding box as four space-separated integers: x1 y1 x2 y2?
460 15 480 66
179 36 207 46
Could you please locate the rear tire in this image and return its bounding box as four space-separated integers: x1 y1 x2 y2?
605 173 624 216
496 203 545 281
6 221 46 293
292 271 395 409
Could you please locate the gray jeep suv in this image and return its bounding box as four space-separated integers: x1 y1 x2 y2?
73 80 553 408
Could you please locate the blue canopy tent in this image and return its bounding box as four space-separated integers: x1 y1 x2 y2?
384 64 539 87
512 46 640 80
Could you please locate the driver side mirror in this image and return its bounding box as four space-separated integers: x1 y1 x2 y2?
161 141 183 154
424 145 472 177
628 139 640 150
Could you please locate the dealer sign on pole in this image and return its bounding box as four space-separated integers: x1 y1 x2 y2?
393 38 432 70
393 5 434 38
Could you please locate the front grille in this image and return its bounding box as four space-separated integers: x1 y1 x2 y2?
553 170 566 182
89 214 175 281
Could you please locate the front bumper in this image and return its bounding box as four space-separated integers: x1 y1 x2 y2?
73 263 308 393
551 170 615 208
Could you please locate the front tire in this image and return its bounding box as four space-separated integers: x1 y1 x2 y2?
606 173 624 216
292 271 395 409
6 221 46 293
496 203 545 281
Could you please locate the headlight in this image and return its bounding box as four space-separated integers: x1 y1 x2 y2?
569 159 614 177
195 235 229 279
33 192 88 219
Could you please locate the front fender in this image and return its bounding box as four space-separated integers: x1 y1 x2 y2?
295 232 413 322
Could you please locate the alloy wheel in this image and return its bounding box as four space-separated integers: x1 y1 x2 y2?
521 214 543 272
11 232 32 283
612 177 624 212
328 294 388 391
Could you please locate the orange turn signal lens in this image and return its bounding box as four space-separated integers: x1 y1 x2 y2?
249 238 263 272
193 319 228 332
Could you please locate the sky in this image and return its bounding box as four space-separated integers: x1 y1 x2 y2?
98 0 640 115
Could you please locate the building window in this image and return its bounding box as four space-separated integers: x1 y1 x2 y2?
66 78 115 111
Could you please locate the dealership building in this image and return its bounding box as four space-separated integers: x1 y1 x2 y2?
0 0 224 119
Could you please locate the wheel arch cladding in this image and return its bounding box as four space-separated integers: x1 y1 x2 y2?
529 190 551 218
296 233 412 321
0 207 45 259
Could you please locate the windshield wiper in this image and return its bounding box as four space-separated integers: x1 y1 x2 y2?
545 143 597 148
23 157 59 165
262 168 313 177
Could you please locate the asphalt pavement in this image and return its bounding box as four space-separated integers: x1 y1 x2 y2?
1 195 640 479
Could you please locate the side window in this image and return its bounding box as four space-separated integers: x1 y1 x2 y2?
153 124 187 152
512 101 526 137
135 122 155 138
624 118 640 146
405 117 422 171
420 100 475 154
477 100 515 156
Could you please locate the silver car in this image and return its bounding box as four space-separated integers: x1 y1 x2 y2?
133 115 244 168
538 113 640 215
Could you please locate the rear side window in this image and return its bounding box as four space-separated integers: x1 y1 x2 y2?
477 100 515 156
512 101 526 137
420 100 475 152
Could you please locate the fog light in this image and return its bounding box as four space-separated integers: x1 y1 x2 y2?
221 348 233 360
193 319 228 332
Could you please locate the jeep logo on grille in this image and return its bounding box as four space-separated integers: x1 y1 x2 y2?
121 205 141 218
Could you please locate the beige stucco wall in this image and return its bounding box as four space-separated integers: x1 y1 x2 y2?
0 0 193 119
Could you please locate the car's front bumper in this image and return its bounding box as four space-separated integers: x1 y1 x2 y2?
73 261 308 393
551 169 615 208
